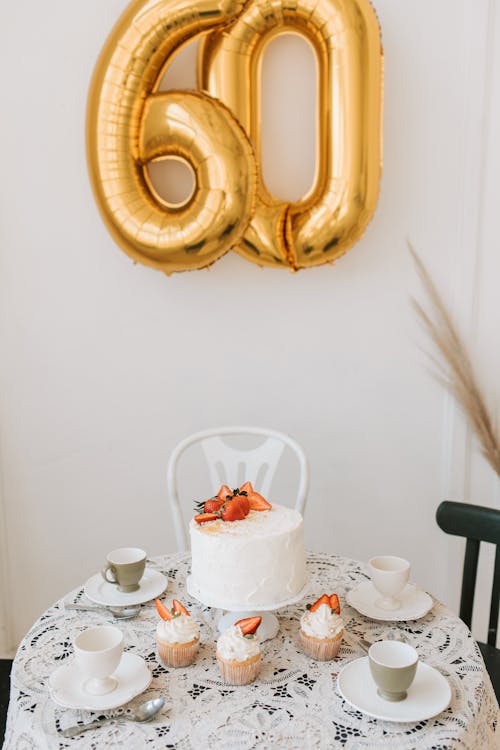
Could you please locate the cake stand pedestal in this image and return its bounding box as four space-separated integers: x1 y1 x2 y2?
186 576 309 642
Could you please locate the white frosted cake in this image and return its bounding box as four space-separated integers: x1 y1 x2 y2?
189 503 307 609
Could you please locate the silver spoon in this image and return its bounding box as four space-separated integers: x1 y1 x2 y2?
358 638 372 653
357 634 410 653
61 697 165 737
65 603 141 619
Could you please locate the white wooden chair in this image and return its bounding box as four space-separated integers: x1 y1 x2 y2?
167 426 309 550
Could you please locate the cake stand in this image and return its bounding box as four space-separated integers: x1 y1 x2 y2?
186 576 309 641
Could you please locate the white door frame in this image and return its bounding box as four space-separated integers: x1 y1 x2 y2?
442 0 499 633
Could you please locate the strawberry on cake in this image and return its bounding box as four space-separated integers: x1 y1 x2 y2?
189 483 307 610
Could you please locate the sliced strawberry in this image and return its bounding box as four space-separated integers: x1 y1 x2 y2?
310 594 331 612
239 481 253 494
247 492 272 511
329 594 340 614
235 616 262 635
221 499 247 522
155 598 173 620
216 484 232 501
172 599 190 616
204 498 224 514
194 512 219 524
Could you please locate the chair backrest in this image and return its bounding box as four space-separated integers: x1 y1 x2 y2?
436 500 500 646
167 426 309 550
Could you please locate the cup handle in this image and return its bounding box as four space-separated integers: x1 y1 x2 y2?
102 563 118 585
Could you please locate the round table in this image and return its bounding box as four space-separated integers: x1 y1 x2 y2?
4 552 499 749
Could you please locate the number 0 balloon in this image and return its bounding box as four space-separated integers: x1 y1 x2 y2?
87 0 382 273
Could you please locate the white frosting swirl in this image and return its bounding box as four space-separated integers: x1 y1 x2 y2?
156 614 199 645
217 625 261 662
300 604 344 639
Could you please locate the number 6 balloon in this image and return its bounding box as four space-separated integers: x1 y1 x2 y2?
87 0 382 274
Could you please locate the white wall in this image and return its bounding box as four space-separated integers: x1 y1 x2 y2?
0 0 499 654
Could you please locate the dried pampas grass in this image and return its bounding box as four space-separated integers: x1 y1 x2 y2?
410 242 500 479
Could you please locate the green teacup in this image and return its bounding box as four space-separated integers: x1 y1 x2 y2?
368 640 418 701
101 547 146 593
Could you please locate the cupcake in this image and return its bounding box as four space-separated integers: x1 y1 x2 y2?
155 598 199 667
216 616 262 685
299 594 344 661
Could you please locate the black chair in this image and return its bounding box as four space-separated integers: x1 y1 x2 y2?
436 501 500 701
0 659 12 746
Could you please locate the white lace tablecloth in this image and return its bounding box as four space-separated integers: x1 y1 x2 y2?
4 552 500 749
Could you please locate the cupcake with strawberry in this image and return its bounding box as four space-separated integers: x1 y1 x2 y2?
155 598 199 668
299 594 344 661
216 616 262 685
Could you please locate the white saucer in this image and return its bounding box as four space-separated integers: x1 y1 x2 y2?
84 568 167 607
337 657 451 722
346 581 433 621
49 653 152 711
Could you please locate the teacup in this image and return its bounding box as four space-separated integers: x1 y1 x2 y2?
102 547 146 592
74 625 124 695
368 640 418 701
368 555 410 611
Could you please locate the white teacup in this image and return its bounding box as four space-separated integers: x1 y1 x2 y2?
368 555 410 611
74 625 124 695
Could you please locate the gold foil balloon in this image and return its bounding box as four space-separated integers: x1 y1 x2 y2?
199 0 383 269
87 0 256 274
87 0 382 273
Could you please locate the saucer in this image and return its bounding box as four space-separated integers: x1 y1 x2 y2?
346 581 433 621
84 568 167 607
49 653 152 711
337 657 451 722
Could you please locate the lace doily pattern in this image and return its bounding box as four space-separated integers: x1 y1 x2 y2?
4 553 499 749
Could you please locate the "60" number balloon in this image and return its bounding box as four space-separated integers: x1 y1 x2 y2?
87 0 382 274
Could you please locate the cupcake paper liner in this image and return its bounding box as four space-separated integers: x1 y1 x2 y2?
216 652 261 685
299 628 343 661
157 637 199 668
